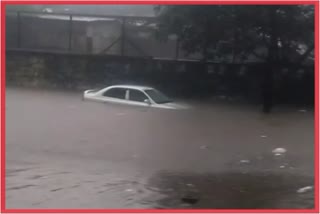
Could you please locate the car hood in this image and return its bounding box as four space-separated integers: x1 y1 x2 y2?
84 89 99 94
157 102 190 110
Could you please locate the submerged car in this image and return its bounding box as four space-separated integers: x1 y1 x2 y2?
83 85 189 110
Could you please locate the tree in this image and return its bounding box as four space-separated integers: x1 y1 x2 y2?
6 5 155 16
155 5 314 113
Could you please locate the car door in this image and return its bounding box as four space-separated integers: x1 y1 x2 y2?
127 89 150 107
100 88 128 105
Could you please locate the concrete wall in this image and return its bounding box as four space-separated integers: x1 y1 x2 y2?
5 51 314 105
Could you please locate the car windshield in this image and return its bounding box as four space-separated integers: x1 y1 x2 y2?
144 89 172 104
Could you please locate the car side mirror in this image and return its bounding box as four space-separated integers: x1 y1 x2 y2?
144 99 151 105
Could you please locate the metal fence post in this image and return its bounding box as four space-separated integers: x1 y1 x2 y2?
120 17 126 56
17 12 21 48
68 15 73 51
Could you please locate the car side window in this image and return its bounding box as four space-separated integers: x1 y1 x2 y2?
129 90 148 102
103 88 126 99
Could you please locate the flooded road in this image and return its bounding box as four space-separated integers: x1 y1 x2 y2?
5 87 315 209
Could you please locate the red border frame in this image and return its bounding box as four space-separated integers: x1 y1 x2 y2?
0 1 319 213
0 1 319 4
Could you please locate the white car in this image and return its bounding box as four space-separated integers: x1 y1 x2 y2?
83 85 189 110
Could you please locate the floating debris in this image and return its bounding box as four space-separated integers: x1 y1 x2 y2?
125 189 135 192
272 148 287 154
297 186 313 193
298 109 307 113
260 135 268 138
186 183 194 187
240 160 250 164
279 165 286 168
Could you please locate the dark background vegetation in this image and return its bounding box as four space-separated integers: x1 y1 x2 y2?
5 5 315 112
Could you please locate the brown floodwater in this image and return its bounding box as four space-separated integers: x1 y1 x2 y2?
5 87 315 209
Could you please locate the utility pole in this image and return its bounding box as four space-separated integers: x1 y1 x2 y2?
120 17 126 56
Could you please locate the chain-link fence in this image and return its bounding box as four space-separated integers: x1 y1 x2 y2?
6 11 195 59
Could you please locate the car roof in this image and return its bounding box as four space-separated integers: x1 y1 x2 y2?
108 85 154 90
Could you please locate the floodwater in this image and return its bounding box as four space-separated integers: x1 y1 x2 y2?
5 87 315 209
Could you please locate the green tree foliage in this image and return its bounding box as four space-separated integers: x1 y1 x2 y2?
155 5 314 63
155 5 314 113
6 5 155 16
156 5 314 62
